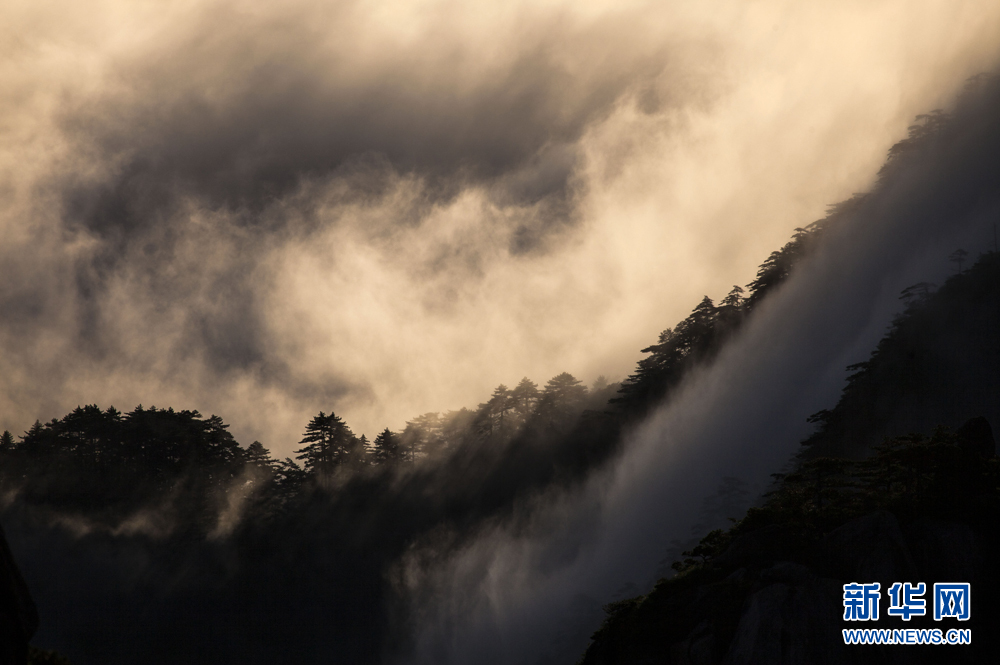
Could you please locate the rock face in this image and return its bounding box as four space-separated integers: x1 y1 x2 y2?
823 510 918 584
0 522 38 665
581 416 1000 665
581 510 994 665
722 574 843 665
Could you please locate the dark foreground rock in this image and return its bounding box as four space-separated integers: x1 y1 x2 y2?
0 521 38 665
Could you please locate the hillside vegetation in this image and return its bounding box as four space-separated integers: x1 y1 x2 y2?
4 73 1000 665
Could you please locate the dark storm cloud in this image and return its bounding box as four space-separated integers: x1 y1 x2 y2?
55 6 681 242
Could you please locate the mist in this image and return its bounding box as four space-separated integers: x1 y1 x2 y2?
2 1 998 454
398 69 1000 662
3 3 1000 664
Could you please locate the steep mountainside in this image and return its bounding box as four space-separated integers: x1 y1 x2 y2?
579 253 1000 664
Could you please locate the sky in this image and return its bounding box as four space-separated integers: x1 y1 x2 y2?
2 0 1000 457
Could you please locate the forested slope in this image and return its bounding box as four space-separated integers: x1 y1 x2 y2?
0 211 825 663
578 73 1000 665
581 253 1000 665
5 69 999 665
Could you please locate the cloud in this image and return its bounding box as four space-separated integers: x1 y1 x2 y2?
1 0 999 461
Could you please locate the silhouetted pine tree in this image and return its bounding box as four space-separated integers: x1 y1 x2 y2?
613 297 719 413
536 373 588 427
244 441 274 469
295 411 365 477
510 378 539 424
745 226 821 307
371 428 402 464
475 385 516 441
400 413 443 461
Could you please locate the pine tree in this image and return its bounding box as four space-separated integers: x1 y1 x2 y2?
950 248 969 274
439 409 476 449
716 285 747 332
400 413 443 461
476 385 514 440
200 414 242 467
19 421 48 456
510 377 540 421
613 297 720 413
536 373 588 426
372 428 403 464
746 225 821 307
294 411 364 476
244 441 274 468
